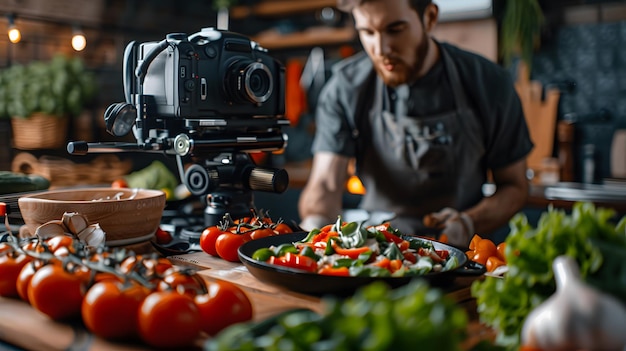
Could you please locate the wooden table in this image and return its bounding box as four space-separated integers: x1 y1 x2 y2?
0 252 492 351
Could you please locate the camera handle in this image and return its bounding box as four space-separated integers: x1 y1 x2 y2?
123 41 138 104
135 33 187 85
134 38 169 84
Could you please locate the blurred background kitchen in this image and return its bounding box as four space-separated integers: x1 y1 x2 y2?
0 0 625 240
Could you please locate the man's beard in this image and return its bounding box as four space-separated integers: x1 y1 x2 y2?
376 32 430 87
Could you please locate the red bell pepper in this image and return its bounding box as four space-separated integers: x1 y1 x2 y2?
330 242 371 259
318 266 350 276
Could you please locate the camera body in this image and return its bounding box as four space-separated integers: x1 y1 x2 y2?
139 28 285 119
99 27 289 155
71 28 290 227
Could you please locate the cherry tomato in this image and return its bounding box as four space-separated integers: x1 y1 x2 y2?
120 255 174 283
496 242 507 262
470 251 490 266
476 238 497 258
111 178 129 188
21 240 44 253
16 260 47 303
0 242 12 255
138 291 201 349
82 280 150 340
46 235 75 255
92 271 123 284
215 232 247 262
155 227 173 245
469 234 482 251
486 256 506 273
249 227 274 240
273 222 293 235
199 226 225 257
28 264 90 321
146 256 175 277
157 269 206 296
194 280 253 336
0 252 32 298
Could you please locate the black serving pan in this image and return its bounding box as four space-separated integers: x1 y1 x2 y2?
238 232 485 296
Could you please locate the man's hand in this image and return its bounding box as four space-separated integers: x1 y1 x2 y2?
425 207 474 247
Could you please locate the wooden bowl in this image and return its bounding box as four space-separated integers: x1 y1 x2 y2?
18 188 166 247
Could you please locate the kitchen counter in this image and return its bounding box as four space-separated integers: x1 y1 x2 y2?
0 252 492 351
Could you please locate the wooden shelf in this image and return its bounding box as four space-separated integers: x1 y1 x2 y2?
253 26 356 50
231 0 338 19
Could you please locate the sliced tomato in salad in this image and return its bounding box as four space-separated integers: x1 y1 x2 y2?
268 252 318 273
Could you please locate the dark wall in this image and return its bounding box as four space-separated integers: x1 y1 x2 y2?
529 17 626 182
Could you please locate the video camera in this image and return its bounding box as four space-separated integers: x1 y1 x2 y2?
67 28 290 226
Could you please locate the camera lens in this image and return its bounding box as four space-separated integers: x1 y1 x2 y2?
226 60 273 104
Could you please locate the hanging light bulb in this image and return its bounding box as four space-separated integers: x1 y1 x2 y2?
7 14 21 44
71 26 86 51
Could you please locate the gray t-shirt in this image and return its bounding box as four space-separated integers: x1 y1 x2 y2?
312 42 533 173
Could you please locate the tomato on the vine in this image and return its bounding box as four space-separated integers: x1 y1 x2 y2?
194 280 253 336
28 263 90 321
46 235 75 255
138 291 201 349
82 280 150 340
215 232 247 262
0 242 12 255
157 269 206 296
273 222 293 235
0 251 32 298
199 226 226 257
119 255 173 282
249 227 275 240
16 259 47 303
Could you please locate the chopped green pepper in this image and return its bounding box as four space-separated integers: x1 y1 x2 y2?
251 248 274 261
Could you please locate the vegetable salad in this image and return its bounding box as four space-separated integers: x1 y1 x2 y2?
251 217 459 277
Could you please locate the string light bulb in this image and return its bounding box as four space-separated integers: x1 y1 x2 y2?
71 26 86 51
7 14 21 44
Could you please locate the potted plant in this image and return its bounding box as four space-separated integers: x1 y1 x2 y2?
0 55 97 150
499 0 545 73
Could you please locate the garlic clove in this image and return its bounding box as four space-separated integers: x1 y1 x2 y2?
62 212 89 235
521 255 626 351
35 220 70 239
76 224 106 247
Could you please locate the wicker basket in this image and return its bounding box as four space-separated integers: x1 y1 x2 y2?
12 152 133 188
11 113 69 150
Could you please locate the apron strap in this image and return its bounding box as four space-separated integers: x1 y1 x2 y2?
439 43 483 150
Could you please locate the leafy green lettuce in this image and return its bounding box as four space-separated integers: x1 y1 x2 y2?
471 202 626 349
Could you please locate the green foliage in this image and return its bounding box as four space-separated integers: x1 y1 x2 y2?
213 0 238 11
471 202 626 350
499 0 544 69
206 279 469 351
0 55 97 119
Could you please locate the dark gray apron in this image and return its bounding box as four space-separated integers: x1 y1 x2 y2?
358 46 486 235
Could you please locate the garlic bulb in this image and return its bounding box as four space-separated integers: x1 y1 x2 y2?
62 212 89 235
521 255 626 351
35 220 69 239
76 224 106 247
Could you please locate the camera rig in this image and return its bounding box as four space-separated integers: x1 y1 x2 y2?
67 28 290 227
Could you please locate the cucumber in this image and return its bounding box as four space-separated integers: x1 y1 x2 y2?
0 171 50 195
